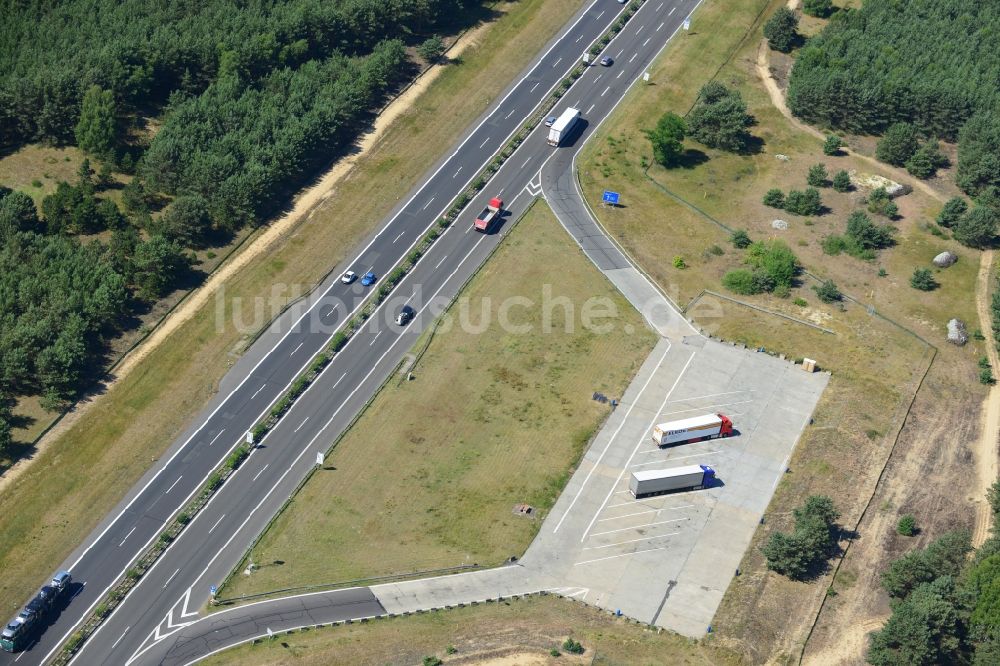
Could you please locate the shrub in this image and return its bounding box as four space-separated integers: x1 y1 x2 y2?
832 170 852 192
936 197 968 228
206 471 223 492
813 280 842 303
909 268 937 291
417 36 445 63
867 187 899 219
745 239 798 288
127 567 142 581
847 211 894 251
708 244 724 256
803 0 833 18
897 515 917 536
330 331 348 352
807 163 828 187
764 495 840 579
821 234 849 256
562 638 585 655
422 657 443 666
954 206 999 248
876 122 919 166
763 188 785 208
784 188 822 216
906 142 947 179
823 134 843 156
177 512 191 525
159 532 174 544
981 368 996 385
794 297 807 306
722 269 759 295
645 112 686 167
763 7 799 53
731 229 752 248
672 255 686 269
686 82 754 152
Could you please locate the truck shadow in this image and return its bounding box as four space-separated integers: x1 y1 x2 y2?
557 118 589 147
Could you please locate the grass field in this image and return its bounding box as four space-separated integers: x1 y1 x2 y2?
201 594 740 666
0 0 589 616
223 202 657 598
575 0 986 660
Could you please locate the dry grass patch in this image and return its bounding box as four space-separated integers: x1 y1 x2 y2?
200 594 739 666
0 0 587 614
224 202 656 597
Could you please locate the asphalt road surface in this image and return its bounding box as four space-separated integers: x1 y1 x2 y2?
0 1 702 664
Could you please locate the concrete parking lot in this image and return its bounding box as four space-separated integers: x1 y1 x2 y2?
521 334 829 636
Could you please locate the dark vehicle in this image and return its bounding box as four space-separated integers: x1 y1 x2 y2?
600 56 613 66
361 271 378 286
1 572 72 653
395 305 416 325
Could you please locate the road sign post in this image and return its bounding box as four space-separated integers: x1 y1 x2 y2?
602 190 620 207
582 52 590 65
642 72 650 83
245 431 254 445
316 451 324 467
683 18 691 31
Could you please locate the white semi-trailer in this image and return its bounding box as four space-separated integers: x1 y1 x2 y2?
652 413 733 447
629 464 716 498
547 107 580 146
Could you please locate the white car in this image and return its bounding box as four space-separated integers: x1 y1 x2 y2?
341 270 357 284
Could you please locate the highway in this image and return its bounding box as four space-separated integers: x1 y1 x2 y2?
0 0 702 664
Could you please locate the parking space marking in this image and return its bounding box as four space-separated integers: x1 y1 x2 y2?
581 352 697 542
631 450 722 469
659 399 753 417
668 389 750 403
583 534 676 550
575 544 673 566
597 504 694 522
589 517 686 538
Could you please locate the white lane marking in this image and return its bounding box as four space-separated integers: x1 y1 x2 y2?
164 476 183 495
294 417 309 433
52 0 619 651
465 222 474 234
575 544 672 566
111 627 131 650
601 86 610 96
435 254 449 269
590 517 686 538
332 373 346 389
208 430 225 447
497 187 504 195
251 464 269 482
453 166 463 178
596 10 605 19
616 71 624 79
632 451 721 468
616 48 624 57
552 57 562 68
250 384 266 400
323 305 337 317
422 197 435 210
530 81 540 93
669 6 676 15
479 137 490 149
643 37 651 47
369 330 383 346
552 343 672 534
657 21 664 31
629 52 637 63
290 342 304 356
208 514 226 534
584 534 676 550
636 24 644 35
404 292 417 305
522 157 532 168
656 2 663 9
118 527 137 548
163 568 180 589
595 74 602 82
580 353 697 542
393 230 406 243
576 34 583 43
587 104 595 114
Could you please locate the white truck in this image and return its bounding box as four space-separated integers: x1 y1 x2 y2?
547 107 581 146
652 413 733 447
629 465 716 498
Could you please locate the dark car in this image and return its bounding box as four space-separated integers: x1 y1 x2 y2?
600 56 613 67
395 305 416 325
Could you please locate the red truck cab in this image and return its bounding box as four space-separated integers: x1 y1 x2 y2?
718 413 734 437
474 197 503 232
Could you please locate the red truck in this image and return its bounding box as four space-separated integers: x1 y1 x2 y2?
474 197 503 232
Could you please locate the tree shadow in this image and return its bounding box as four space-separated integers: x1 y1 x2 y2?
676 148 709 169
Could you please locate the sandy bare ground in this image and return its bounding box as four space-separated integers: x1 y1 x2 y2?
0 26 489 495
756 22 999 665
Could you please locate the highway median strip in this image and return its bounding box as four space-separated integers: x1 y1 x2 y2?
53 2 654 658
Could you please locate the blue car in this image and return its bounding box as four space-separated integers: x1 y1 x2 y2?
361 271 377 286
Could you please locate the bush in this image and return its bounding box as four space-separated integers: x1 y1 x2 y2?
803 0 833 18
764 495 840 579
823 134 843 156
832 170 852 192
980 356 992 370
936 197 968 228
708 244 724 256
807 163 828 187
876 122 919 166
562 638 585 655
672 255 686 269
981 367 996 385
205 471 223 492
330 331 348 352
177 512 191 525
159 532 174 544
763 7 799 53
897 515 917 536
763 188 785 208
731 229 752 248
422 657 443 666
784 188 822 216
722 269 758 295
645 112 686 167
867 187 899 219
417 36 445 63
906 142 947 179
745 240 798 288
686 83 754 153
813 279 842 303
909 268 937 291
954 206 999 248
821 234 849 256
847 210 894 251
794 297 807 306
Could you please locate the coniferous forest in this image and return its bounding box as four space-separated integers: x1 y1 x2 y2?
787 0 1000 196
0 0 480 437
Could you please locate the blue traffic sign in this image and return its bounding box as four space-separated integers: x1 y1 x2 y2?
210 585 217 595
602 190 620 205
